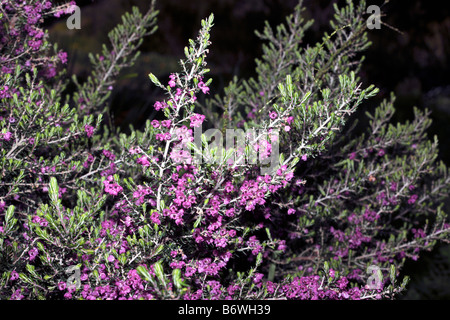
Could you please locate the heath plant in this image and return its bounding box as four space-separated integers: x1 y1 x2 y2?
0 0 448 300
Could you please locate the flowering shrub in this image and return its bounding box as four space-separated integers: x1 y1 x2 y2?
0 0 449 300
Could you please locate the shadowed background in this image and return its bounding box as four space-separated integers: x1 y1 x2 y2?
47 0 450 299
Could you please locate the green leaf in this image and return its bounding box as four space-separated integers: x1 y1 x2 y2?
153 260 164 284
26 264 35 274
26 264 40 278
5 205 15 226
256 252 263 266
389 265 396 284
154 244 164 256
401 276 410 289
278 83 286 97
265 228 272 242
286 74 293 96
149 73 161 87
172 269 182 290
36 242 46 252
48 177 59 204
136 265 152 282
324 261 329 274
376 268 383 286
19 273 33 284
193 214 202 229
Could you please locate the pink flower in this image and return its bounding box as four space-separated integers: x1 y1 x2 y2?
168 74 176 87
84 125 94 138
28 248 38 261
408 194 418 204
154 101 163 111
10 271 19 281
390 182 398 191
102 176 123 196
329 269 335 278
102 149 115 160
269 112 277 120
150 211 161 225
170 148 192 164
137 156 150 167
198 81 209 94
161 120 172 128
1 131 12 141
151 120 160 128
58 281 66 291
190 113 205 127
253 273 264 284
156 133 171 141
64 292 72 299
58 51 68 64
174 88 183 101
129 147 142 155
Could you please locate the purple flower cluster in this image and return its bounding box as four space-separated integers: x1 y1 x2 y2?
31 215 48 227
277 275 365 300
189 113 205 128
132 185 154 206
84 125 95 138
180 272 387 300
57 267 156 300
197 79 210 94
137 155 151 167
0 131 12 141
103 176 123 196
0 0 69 78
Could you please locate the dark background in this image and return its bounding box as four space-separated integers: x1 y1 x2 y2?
47 0 450 299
